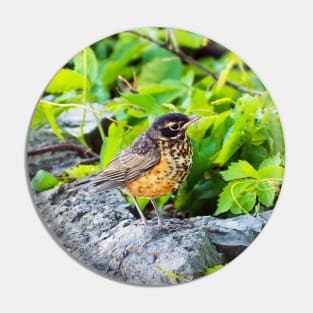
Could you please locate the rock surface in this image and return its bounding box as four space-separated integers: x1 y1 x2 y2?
32 186 271 286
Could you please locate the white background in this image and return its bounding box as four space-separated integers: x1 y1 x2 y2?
1 1 312 312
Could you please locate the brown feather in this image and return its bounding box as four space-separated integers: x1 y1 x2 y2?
81 130 161 191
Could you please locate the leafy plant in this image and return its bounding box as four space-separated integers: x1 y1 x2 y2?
28 27 285 219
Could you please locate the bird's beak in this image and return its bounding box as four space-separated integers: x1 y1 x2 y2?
183 115 201 129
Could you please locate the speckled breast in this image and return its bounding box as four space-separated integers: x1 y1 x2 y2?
126 137 193 199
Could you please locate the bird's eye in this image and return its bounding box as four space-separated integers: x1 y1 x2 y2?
170 123 179 130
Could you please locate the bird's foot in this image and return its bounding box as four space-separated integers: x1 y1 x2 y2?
157 218 166 229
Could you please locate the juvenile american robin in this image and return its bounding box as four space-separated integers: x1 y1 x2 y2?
73 113 200 227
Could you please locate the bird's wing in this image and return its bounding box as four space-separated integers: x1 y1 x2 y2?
73 132 160 191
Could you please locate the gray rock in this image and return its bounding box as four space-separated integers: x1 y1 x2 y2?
93 221 221 285
31 185 271 286
191 212 271 262
34 187 134 265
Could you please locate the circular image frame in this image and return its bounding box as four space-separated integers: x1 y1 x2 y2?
26 27 285 286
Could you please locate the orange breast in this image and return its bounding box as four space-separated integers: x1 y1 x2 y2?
126 155 176 199
126 138 192 199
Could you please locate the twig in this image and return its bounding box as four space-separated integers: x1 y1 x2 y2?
27 143 98 158
128 30 264 96
78 156 100 164
118 75 138 94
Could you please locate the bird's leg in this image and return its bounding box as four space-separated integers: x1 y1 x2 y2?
151 199 165 227
130 195 148 225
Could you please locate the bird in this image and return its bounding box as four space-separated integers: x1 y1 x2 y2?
72 112 200 227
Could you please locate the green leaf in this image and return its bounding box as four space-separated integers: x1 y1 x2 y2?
257 181 276 207
127 107 147 118
261 107 285 157
138 83 183 105
31 101 47 129
138 57 182 86
257 165 284 179
259 154 281 169
185 88 210 114
211 110 230 131
31 100 70 130
159 29 205 49
214 131 247 166
206 264 224 275
101 61 125 89
42 101 65 141
155 265 189 283
213 61 235 93
111 37 146 62
250 127 268 146
54 90 83 104
233 94 260 132
186 137 218 187
174 180 192 211
64 164 100 178
221 160 259 181
211 97 233 107
215 182 236 215
196 178 225 200
142 44 172 63
161 103 178 112
100 123 124 168
215 181 253 216
31 170 58 192
122 94 164 117
187 116 215 141
46 68 88 93
199 136 219 162
231 191 256 214
156 194 171 208
73 47 98 83
241 144 270 169
181 70 195 86
135 197 150 210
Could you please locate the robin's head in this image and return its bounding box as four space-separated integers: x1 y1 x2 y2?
150 113 200 140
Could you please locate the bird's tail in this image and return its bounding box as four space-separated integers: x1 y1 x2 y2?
71 176 94 188
65 172 101 194
65 171 122 195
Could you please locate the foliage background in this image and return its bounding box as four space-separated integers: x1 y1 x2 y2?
29 27 285 219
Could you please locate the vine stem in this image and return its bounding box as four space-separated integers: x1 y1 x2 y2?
79 48 89 148
89 103 106 142
39 100 133 129
128 30 264 96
